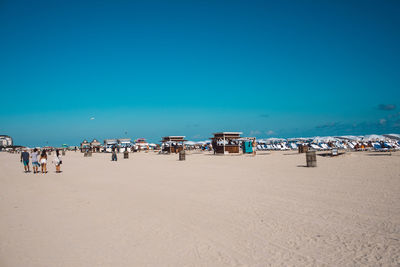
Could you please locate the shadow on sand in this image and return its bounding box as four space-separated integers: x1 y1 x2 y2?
366 153 392 156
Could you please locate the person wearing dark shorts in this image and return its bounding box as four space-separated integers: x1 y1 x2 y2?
111 145 117 161
21 149 30 173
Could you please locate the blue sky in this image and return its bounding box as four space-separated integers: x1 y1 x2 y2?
1 0 399 146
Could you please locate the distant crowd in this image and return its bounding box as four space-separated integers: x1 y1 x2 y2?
20 149 62 174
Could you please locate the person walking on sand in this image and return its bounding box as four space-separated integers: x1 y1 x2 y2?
111 145 117 161
31 148 40 174
52 149 62 173
212 139 217 155
20 149 30 172
252 139 257 156
40 150 48 174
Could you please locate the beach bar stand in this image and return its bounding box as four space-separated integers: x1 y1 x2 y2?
211 132 242 154
161 136 187 153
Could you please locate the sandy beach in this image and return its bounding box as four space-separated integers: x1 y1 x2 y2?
1 151 399 266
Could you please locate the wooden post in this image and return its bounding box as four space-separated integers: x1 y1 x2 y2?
306 151 317 167
179 150 185 161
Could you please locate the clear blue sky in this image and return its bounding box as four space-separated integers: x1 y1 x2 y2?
1 0 399 146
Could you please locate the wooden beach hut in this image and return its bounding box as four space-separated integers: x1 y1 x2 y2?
118 138 132 152
104 139 118 152
211 132 242 154
90 139 101 152
80 140 90 152
161 136 187 153
135 138 149 151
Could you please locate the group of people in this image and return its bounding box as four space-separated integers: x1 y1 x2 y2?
20 149 62 174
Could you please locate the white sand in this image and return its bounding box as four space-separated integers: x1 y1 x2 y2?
1 151 399 266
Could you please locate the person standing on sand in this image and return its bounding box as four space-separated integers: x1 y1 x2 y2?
31 148 40 174
20 149 30 172
174 143 178 154
252 139 257 156
40 150 48 174
52 149 62 173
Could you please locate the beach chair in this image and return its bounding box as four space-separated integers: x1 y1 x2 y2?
281 144 290 150
310 144 321 150
320 143 329 150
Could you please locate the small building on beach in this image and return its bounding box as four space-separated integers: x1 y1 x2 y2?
211 132 242 154
118 138 132 152
104 139 118 152
80 140 90 151
161 136 187 153
90 139 102 152
135 138 149 151
0 135 13 147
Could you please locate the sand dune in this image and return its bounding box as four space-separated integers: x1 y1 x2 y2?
1 151 399 266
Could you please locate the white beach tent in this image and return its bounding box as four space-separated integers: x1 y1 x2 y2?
195 141 207 145
336 135 363 141
312 136 338 143
383 134 400 141
265 138 286 144
287 137 312 144
184 141 196 146
362 134 386 142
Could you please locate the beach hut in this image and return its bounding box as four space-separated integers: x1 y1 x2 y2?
210 132 242 154
0 135 13 147
135 138 149 151
80 140 90 152
90 139 102 152
104 139 118 152
118 138 132 152
161 136 187 153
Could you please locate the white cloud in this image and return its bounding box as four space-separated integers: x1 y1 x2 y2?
90 117 95 120
379 118 386 125
265 130 275 135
